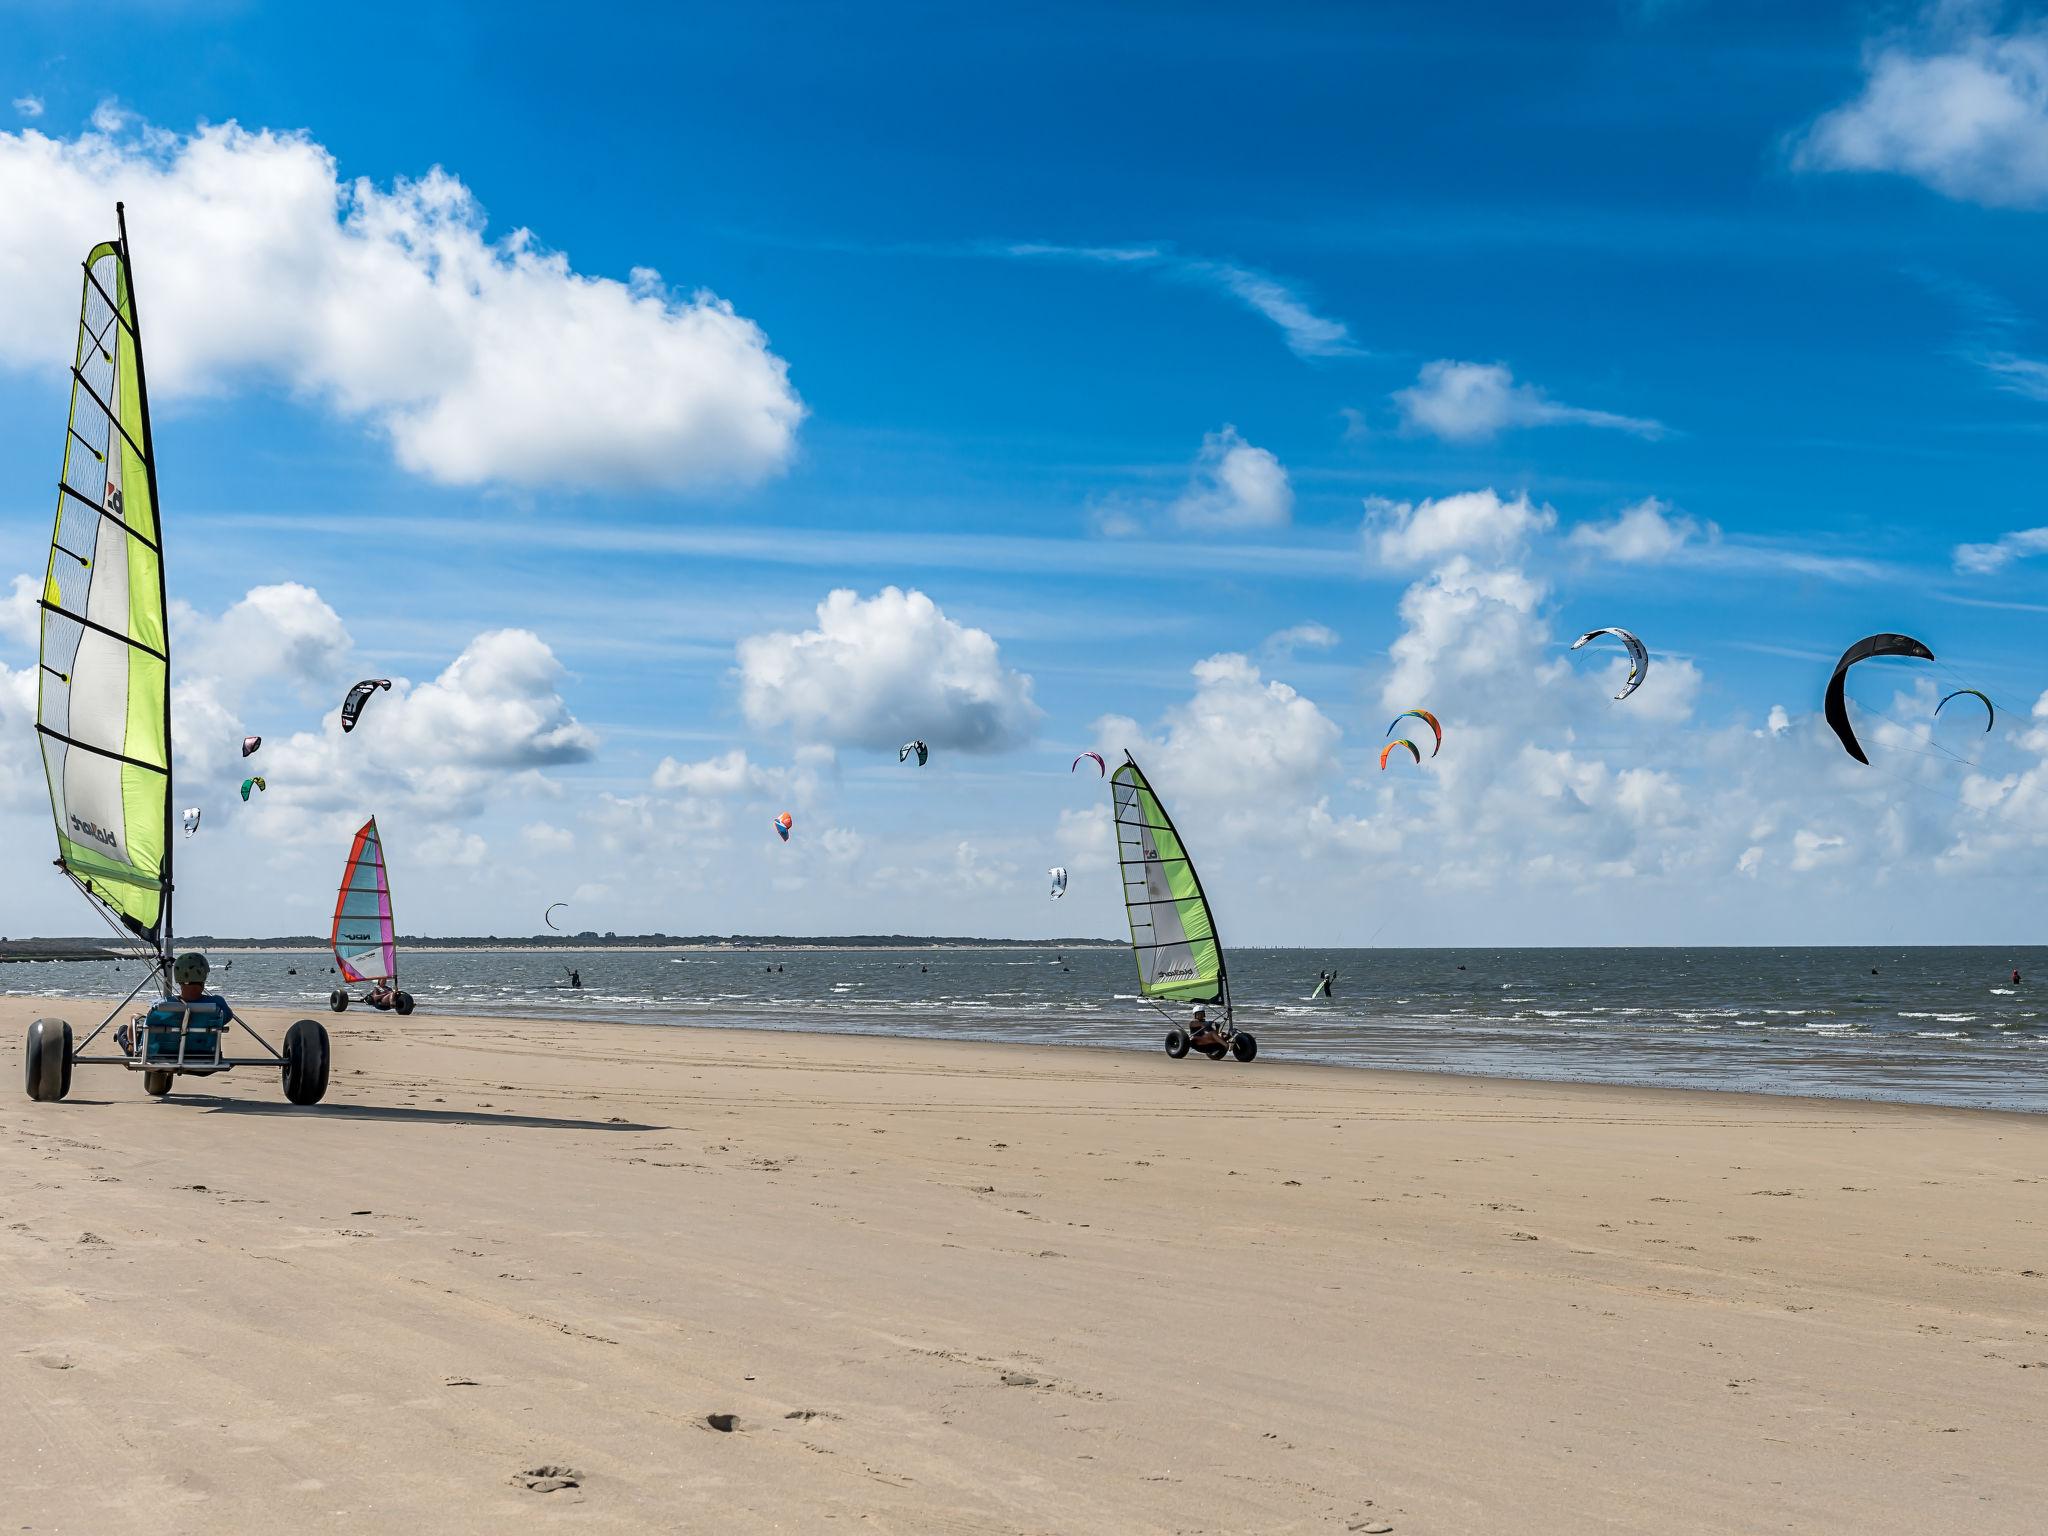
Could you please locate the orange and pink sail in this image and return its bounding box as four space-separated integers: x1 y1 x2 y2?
330 816 397 984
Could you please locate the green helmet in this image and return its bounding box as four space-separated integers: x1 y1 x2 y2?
172 952 210 986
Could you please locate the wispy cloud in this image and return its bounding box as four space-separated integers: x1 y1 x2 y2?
1954 525 2048 574
996 242 1360 359
1393 359 1666 442
10 95 42 120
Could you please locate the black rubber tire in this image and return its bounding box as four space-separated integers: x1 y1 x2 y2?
143 1069 173 1098
282 1019 331 1105
394 992 415 1016
25 1019 72 1102
1232 1032 1258 1063
1164 1029 1189 1059
1204 1046 1228 1060
329 989 348 1012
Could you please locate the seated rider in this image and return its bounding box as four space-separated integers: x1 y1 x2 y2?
1187 1003 1226 1051
118 952 236 1054
365 979 398 1010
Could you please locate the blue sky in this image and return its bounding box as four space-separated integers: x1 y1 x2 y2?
4 0 2048 945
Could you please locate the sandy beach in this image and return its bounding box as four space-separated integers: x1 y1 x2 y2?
5 997 2044 1534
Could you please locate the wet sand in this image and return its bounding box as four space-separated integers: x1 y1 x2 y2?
4 997 2044 1533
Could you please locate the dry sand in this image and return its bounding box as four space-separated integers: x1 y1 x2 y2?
4 996 2045 1534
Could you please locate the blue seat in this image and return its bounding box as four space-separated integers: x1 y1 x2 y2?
141 999 225 1064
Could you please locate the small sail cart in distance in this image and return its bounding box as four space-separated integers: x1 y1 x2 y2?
1109 753 1257 1064
328 816 415 1014
21 206 330 1106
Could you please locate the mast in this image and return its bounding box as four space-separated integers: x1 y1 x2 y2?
115 202 174 963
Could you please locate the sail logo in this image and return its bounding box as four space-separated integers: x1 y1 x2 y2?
340 928 375 945
69 812 118 852
1155 957 1198 981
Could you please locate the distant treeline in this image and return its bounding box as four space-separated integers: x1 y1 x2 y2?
170 933 1120 950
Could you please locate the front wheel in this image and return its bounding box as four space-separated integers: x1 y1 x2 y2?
282 1019 331 1105
143 1069 173 1097
1164 1030 1189 1059
24 1019 72 1102
1231 1032 1258 1063
329 989 348 1013
394 992 415 1016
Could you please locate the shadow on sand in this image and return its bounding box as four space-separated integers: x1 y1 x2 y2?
187 1097 661 1132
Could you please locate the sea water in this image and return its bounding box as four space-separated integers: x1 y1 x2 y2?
8 945 2046 1113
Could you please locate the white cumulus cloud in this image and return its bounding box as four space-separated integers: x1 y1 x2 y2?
1170 425 1293 530
1794 13 2048 208
1393 359 1665 442
1568 497 1718 563
0 118 803 491
737 587 1040 754
1095 652 1341 809
1367 488 1556 569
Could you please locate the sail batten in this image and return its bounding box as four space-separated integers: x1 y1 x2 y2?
37 216 172 951
1110 754 1226 1005
331 818 398 984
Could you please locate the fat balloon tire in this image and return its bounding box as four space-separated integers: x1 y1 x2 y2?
283 1019 331 1106
394 992 415 1016
24 1019 72 1102
1164 1030 1189 1059
329 989 348 1013
1231 1033 1258 1063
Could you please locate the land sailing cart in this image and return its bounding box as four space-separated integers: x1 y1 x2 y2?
327 817 414 1014
20 206 331 1106
1110 753 1258 1064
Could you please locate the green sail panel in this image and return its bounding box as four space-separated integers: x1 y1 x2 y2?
1111 755 1224 1003
37 232 171 946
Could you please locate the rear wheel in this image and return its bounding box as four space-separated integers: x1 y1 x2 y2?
24 1019 72 1102
329 989 348 1012
394 992 415 1016
1164 1030 1189 1059
143 1069 173 1097
282 1019 331 1105
1231 1032 1258 1063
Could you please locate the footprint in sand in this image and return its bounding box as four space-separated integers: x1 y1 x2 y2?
511 1465 580 1493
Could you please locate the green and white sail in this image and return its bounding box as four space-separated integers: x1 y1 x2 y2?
36 210 172 950
1111 754 1226 1004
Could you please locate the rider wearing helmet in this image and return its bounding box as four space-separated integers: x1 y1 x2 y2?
120 951 238 1054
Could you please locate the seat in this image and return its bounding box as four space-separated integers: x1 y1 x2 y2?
140 998 226 1065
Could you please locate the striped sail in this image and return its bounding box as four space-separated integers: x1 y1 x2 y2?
1111 755 1225 1003
331 818 397 983
37 215 171 948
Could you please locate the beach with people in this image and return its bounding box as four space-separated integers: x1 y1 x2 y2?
7 997 2046 1532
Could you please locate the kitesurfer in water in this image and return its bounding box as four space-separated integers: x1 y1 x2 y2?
570 969 582 989
1312 970 1334 1000
2013 969 2022 986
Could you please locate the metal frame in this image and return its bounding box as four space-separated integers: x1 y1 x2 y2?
70 996 284 1076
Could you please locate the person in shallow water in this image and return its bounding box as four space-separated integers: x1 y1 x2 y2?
570 969 581 989
2013 969 2022 985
